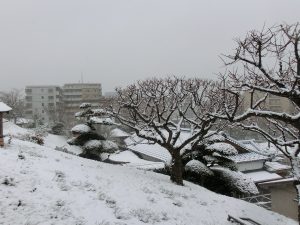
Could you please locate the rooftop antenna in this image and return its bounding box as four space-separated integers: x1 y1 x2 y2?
81 72 84 83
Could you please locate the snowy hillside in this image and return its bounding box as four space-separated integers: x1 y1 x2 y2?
0 123 296 225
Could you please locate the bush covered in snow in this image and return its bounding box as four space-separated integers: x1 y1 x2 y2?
18 133 45 145
180 133 258 196
68 103 119 162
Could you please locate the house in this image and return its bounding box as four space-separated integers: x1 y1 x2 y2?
259 178 297 221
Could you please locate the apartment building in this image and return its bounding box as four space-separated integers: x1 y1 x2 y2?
63 83 102 118
241 91 295 114
25 86 63 124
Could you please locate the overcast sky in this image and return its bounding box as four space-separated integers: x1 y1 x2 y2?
0 0 299 93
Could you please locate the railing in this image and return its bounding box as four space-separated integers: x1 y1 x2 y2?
240 194 271 210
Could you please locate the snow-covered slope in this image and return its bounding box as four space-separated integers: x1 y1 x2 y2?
0 124 296 225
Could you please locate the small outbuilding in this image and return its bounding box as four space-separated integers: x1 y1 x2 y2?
0 102 12 147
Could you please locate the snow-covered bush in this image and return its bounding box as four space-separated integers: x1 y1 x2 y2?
19 133 44 145
68 103 119 162
181 133 257 196
212 167 258 196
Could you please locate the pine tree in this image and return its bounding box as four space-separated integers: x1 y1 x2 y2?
68 103 119 161
182 133 258 196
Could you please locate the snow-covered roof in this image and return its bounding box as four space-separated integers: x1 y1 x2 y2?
71 124 91 134
264 161 291 172
0 102 12 112
125 131 272 164
110 128 130 138
227 152 269 163
238 140 277 156
258 177 295 187
128 142 171 163
244 171 282 183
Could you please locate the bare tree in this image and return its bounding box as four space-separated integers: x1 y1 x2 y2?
0 89 25 124
109 77 226 185
214 23 300 222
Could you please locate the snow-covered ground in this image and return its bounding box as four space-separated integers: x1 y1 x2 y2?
0 123 296 225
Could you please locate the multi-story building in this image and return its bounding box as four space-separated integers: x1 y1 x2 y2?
62 83 102 118
241 91 295 114
25 86 63 124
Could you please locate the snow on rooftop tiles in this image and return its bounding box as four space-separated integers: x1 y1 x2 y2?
265 161 291 172
244 171 282 183
227 152 269 163
0 102 12 112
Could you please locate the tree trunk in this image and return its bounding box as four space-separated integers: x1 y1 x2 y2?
170 150 183 185
293 180 300 225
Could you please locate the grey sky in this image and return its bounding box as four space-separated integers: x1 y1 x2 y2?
0 0 299 93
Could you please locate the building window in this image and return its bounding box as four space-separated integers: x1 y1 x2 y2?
41 96 44 99
26 96 32 101
42 103 44 107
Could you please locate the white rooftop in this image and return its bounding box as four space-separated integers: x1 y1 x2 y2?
0 102 12 112
227 152 269 163
244 170 282 183
265 161 291 172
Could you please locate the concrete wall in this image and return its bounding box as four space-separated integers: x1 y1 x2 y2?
237 161 264 172
271 184 298 221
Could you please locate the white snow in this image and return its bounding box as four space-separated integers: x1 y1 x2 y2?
265 161 291 172
227 152 269 163
80 103 92 108
185 160 214 176
71 124 91 134
244 171 282 183
110 128 130 138
110 151 165 170
212 167 259 195
83 139 103 150
102 140 118 152
0 124 296 225
44 133 83 155
3 121 31 136
89 117 116 125
0 102 12 112
206 142 238 156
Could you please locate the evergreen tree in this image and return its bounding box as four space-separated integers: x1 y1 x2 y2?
182 133 258 196
68 103 119 162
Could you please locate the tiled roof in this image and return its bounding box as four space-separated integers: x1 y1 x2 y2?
227 152 269 163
